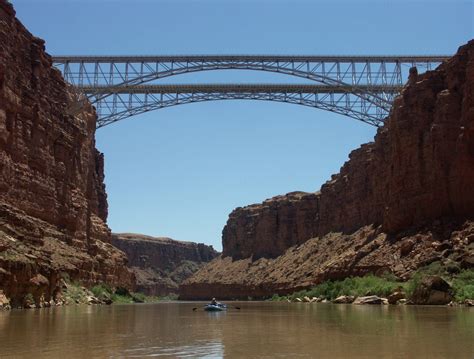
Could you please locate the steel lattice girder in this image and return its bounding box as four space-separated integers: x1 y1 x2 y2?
53 55 449 127
69 83 402 128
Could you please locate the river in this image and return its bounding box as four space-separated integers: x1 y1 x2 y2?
0 302 473 358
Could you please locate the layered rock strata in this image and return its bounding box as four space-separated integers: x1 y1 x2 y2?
223 192 319 259
181 40 474 299
0 1 134 307
112 233 219 296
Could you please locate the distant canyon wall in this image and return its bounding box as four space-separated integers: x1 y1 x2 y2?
0 0 134 306
112 234 219 296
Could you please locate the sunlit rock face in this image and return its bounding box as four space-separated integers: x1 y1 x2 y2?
181 40 474 299
0 0 134 307
222 192 320 260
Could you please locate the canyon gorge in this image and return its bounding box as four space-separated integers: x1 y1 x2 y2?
1 1 473 357
0 0 472 306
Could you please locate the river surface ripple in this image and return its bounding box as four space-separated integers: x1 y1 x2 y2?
0 302 473 358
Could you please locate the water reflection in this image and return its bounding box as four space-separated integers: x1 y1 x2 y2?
0 302 472 358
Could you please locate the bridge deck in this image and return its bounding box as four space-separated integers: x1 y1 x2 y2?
77 84 403 94
53 55 450 63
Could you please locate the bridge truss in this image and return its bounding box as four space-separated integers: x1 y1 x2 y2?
75 84 401 128
52 55 449 128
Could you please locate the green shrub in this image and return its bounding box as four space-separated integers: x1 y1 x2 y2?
91 284 113 300
455 269 474 282
64 282 88 303
452 269 474 301
415 261 445 276
115 287 131 296
404 275 420 298
269 294 288 301
131 292 146 303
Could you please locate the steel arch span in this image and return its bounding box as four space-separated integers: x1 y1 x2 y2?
53 55 449 128
72 84 401 128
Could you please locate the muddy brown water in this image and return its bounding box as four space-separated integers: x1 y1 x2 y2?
0 302 473 358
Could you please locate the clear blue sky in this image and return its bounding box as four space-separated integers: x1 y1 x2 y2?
13 0 473 251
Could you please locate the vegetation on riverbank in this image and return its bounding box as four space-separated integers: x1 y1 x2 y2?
271 274 400 302
1 281 179 310
269 263 474 303
89 284 178 304
60 282 177 306
405 261 474 302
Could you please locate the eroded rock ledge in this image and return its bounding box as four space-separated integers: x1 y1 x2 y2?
181 39 474 299
112 233 219 296
0 0 134 307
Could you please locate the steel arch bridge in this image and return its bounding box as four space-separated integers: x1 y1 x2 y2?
52 55 449 128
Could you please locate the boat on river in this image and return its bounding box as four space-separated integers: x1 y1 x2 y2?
204 303 227 312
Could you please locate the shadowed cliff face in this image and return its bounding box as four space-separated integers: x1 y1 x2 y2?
181 40 474 299
112 234 219 296
0 0 134 307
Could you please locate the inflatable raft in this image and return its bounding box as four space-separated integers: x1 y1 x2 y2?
204 303 227 311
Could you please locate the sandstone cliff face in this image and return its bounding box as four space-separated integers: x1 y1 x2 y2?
223 192 319 259
112 233 219 296
181 40 474 299
221 41 474 261
0 1 134 307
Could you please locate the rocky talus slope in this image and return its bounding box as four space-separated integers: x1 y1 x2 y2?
0 1 134 308
112 233 219 296
181 40 474 299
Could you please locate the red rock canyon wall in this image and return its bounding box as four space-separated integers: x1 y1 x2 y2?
0 1 134 307
222 41 474 261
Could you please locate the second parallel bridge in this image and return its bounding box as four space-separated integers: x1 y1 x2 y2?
72 84 404 128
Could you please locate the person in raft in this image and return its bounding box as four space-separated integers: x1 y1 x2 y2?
210 298 218 305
